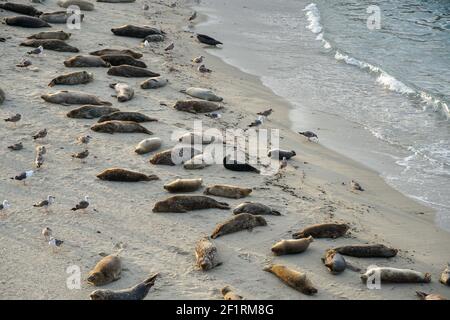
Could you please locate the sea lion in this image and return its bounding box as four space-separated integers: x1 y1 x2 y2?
195 237 221 271
97 111 157 123
101 54 146 68
183 154 211 170
182 88 223 102
292 223 349 239
107 65 160 78
66 105 119 119
221 286 243 300
109 83 134 102
440 264 450 286
90 48 142 59
263 264 317 296
57 0 95 11
416 291 447 301
178 132 218 145
39 11 85 24
142 34 165 42
111 24 163 38
223 155 260 174
0 88 4 104
233 202 281 216
42 91 112 106
64 55 110 67
5 16 50 28
140 77 168 89
211 213 267 239
271 236 313 256
173 100 223 114
333 244 398 258
150 147 201 166
164 178 203 193
87 253 122 286
21 39 78 52
321 249 347 274
268 149 297 160
135 137 162 154
48 71 93 87
0 3 43 17
27 30 71 40
361 267 431 284
204 184 252 199
152 195 230 213
91 121 152 134
90 274 158 300
96 168 159 182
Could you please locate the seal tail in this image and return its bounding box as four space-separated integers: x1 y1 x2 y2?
143 273 159 286
416 291 428 300
216 202 230 210
142 127 153 135
271 210 282 216
48 80 56 87
99 100 112 106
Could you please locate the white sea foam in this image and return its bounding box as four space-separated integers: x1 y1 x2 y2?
376 72 415 95
303 3 322 34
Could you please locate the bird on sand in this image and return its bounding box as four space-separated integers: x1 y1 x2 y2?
77 135 92 144
0 200 11 211
192 55 204 64
257 108 273 117
33 128 47 140
8 142 23 151
34 195 55 212
36 145 46 155
42 227 52 241
71 196 90 212
35 153 44 168
197 34 223 46
351 180 364 192
27 45 43 55
71 149 89 161
298 131 318 141
48 237 64 252
12 170 34 185
205 112 222 119
164 42 175 51
198 64 212 73
248 115 265 128
188 11 197 21
16 59 32 68
4 113 21 125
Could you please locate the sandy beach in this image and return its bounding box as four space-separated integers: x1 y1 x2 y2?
0 0 449 300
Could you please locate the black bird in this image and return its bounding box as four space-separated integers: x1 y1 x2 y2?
71 196 90 211
257 108 273 117
298 131 318 141
4 113 21 123
197 34 223 46
8 142 23 151
223 155 260 174
12 170 34 181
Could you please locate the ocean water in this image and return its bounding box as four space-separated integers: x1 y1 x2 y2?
193 0 450 231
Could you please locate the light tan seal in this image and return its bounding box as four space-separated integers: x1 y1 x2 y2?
263 264 318 295
361 267 431 284
87 252 122 286
97 168 159 182
271 236 313 256
204 184 252 199
173 100 223 114
211 213 267 239
195 237 221 271
152 195 230 213
66 105 119 119
183 154 211 170
41 91 112 106
140 77 168 89
149 147 202 166
221 286 243 300
292 223 349 239
48 71 93 87
135 137 162 154
416 291 447 301
440 264 450 286
164 178 203 193
90 274 158 300
64 55 110 67
233 202 281 216
91 121 152 134
109 83 134 102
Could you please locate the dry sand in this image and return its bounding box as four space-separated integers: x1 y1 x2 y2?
0 0 449 300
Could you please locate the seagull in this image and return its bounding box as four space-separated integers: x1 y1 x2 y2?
188 11 197 21
142 3 149 10
0 200 10 211
12 170 34 185
34 195 55 212
351 180 364 192
33 128 47 140
16 59 32 68
71 196 90 212
71 149 89 160
164 42 174 51
27 45 43 55
77 135 92 144
36 145 46 155
192 55 204 64
248 115 265 128
257 108 273 117
8 142 23 151
48 236 64 252
142 40 150 48
280 157 288 170
197 34 223 46
298 131 318 142
4 113 21 125
42 227 52 241
205 112 222 119
35 153 44 168
198 64 212 73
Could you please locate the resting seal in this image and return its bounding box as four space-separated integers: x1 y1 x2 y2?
268 149 296 160
271 236 313 256
140 77 168 89
152 195 230 213
109 83 134 102
42 91 112 106
90 274 158 300
333 244 398 258
66 105 119 119
91 120 152 134
57 0 95 11
204 184 252 199
263 264 317 295
164 178 203 193
183 154 211 170
150 147 201 166
48 71 93 87
39 11 85 24
292 223 349 239
135 137 162 154
440 264 450 286
27 30 71 40
97 168 159 182
361 267 431 284
98 111 157 123
321 249 347 274
173 100 223 114
90 48 142 59
101 54 146 68
111 24 163 38
211 213 267 239
87 253 122 286
108 65 160 78
5 16 50 28
0 3 43 17
182 87 223 102
222 286 243 300
233 202 280 216
21 39 79 52
64 55 110 67
223 155 260 174
195 237 221 271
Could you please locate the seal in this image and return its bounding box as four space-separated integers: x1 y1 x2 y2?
27 30 71 40
321 249 347 274
271 236 313 256
197 34 222 46
223 155 260 174
361 267 431 284
64 55 110 67
48 71 93 87
97 0 136 2
0 88 5 105
107 65 160 78
221 286 243 300
164 178 203 193
204 184 252 199
150 147 202 166
182 87 223 102
39 11 85 24
178 132 218 145
97 111 157 123
42 91 112 106
233 202 281 216
440 264 450 286
90 274 158 300
111 24 163 38
109 83 134 102
173 100 223 114
87 252 122 286
333 244 398 258
263 264 317 295
211 213 267 239
140 77 169 89
416 291 447 301
5 16 50 28
66 105 119 119
21 39 79 52
135 137 162 154
97 168 159 182
0 3 43 17
91 121 152 134
153 195 229 213
268 149 296 160
90 48 143 59
57 0 95 11
195 237 221 271
183 154 211 170
101 54 147 68
292 223 349 239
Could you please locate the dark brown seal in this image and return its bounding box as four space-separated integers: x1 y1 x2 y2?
263 264 317 295
173 100 223 114
292 223 349 239
107 65 160 78
97 111 158 123
5 16 50 28
111 24 163 38
333 244 398 258
152 195 230 213
66 105 119 119
48 71 93 87
91 121 152 134
96 168 159 182
90 48 143 59
0 3 42 17
211 213 267 239
20 39 79 52
90 274 158 300
233 202 281 216
100 54 147 68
